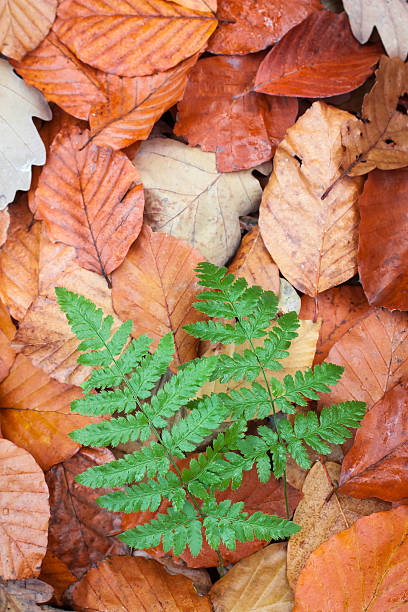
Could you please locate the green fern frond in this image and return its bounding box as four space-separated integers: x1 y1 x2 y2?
70 413 149 446
71 388 135 417
184 319 247 345
219 383 270 419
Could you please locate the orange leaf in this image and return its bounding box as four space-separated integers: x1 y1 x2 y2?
46 448 127 577
0 208 9 247
254 11 382 98
174 54 298 172
65 555 212 611
54 0 217 77
207 0 321 55
35 125 144 278
340 383 408 502
293 506 408 611
112 225 204 372
0 0 57 60
0 297 16 384
173 0 216 10
0 439 49 579
39 552 76 606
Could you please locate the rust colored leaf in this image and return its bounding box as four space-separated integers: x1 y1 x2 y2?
46 448 127 578
173 0 216 10
0 298 16 384
319 309 408 412
300 286 371 364
0 0 57 60
112 224 204 372
340 383 408 502
39 552 76 606
11 31 107 120
0 439 49 580
259 101 363 297
0 208 9 246
174 54 298 172
0 578 53 612
293 506 408 611
254 11 382 98
54 0 217 77
207 0 321 55
66 555 212 611
89 54 198 150
0 354 100 471
35 125 144 279
358 168 408 310
341 56 408 176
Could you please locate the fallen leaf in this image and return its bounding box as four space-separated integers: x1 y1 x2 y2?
0 297 16 384
173 0 216 10
54 0 217 77
340 383 408 501
65 555 212 611
0 354 100 471
0 58 51 207
135 138 265 266
46 448 127 578
259 101 363 296
207 0 321 55
174 54 298 172
35 125 144 279
112 224 205 372
254 11 382 98
0 578 53 612
300 286 371 363
341 55 408 176
209 543 294 612
132 553 212 596
287 461 390 590
0 208 9 246
343 0 408 60
293 505 408 611
318 309 408 411
357 168 408 310
0 439 49 579
278 279 301 315
39 552 76 606
0 0 57 60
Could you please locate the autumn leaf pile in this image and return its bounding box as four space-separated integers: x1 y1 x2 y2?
0 0 408 610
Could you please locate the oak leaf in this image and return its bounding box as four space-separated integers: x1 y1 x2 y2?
0 439 49 580
0 578 53 612
254 11 382 98
0 0 57 60
259 101 363 297
54 0 217 77
174 54 298 172
293 506 408 611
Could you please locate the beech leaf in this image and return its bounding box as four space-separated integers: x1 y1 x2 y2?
0 579 54 612
0 0 57 60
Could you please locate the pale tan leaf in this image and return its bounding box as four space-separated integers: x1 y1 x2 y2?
278 278 301 315
0 0 57 60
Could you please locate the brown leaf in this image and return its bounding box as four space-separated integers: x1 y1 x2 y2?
46 448 127 578
54 0 217 77
35 125 144 278
112 224 204 372
293 505 408 611
0 354 100 471
259 101 363 297
133 553 212 596
0 0 57 60
300 286 371 364
318 309 408 411
0 208 9 247
0 439 49 579
65 555 212 611
358 168 408 310
207 0 321 55
254 11 382 98
209 543 294 612
174 54 298 172
173 0 216 10
0 578 53 612
287 461 390 591
341 55 408 176
340 383 408 501
0 298 16 384
39 552 76 606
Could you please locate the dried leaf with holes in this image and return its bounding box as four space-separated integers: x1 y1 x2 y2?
0 0 57 60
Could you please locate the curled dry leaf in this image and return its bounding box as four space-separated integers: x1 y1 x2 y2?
293 505 408 611
0 0 57 60
65 555 212 611
259 101 363 297
54 0 217 77
0 354 100 471
0 439 49 580
209 543 293 612
174 54 298 172
340 383 408 502
254 11 382 98
46 448 127 578
39 552 76 606
358 168 408 310
341 55 408 176
35 125 144 279
318 309 408 411
0 578 53 612
135 138 264 266
112 224 205 372
207 0 321 55
287 461 390 591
